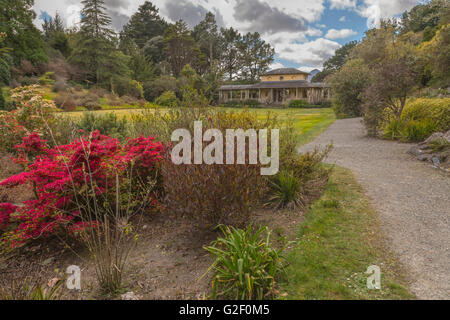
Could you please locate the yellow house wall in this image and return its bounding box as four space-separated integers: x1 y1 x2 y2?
261 74 308 82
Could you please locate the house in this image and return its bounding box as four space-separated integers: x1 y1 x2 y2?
218 68 331 105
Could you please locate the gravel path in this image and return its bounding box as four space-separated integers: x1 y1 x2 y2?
299 118 450 300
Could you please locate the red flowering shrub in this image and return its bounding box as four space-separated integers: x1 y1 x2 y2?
0 203 17 231
0 131 163 248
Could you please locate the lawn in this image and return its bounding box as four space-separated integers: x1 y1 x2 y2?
65 107 336 146
281 166 414 300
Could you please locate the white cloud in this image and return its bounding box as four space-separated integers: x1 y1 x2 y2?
299 66 320 73
358 0 418 28
275 38 341 67
269 62 286 70
325 28 357 39
339 16 346 22
329 0 357 10
265 0 326 23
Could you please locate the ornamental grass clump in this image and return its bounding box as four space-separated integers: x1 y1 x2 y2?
203 225 289 300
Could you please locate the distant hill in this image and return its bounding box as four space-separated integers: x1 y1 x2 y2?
308 69 320 82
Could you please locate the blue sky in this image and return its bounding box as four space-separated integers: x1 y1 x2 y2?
33 0 421 71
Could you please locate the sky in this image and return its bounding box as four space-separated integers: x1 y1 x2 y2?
32 0 421 72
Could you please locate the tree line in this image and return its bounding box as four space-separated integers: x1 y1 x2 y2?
0 0 275 104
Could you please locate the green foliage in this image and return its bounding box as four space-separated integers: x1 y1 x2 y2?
76 112 128 141
164 21 201 76
330 59 370 118
400 119 438 142
0 32 12 85
384 118 438 142
0 278 63 300
238 32 275 81
270 146 332 209
400 0 447 35
384 98 450 141
192 12 222 67
221 27 242 81
70 0 117 85
154 90 179 107
204 225 288 300
220 100 261 108
268 170 301 208
288 100 309 108
38 72 55 85
0 87 5 110
312 41 358 82
0 0 48 64
120 1 167 50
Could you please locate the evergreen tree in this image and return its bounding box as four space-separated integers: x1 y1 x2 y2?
120 1 167 49
42 12 71 57
0 0 47 64
0 87 5 110
238 32 274 81
0 32 12 85
220 27 242 81
164 20 200 76
70 0 116 85
192 12 222 67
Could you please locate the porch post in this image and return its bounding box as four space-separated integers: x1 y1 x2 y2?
296 87 298 99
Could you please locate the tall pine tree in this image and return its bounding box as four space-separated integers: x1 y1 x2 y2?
70 0 116 85
0 0 47 64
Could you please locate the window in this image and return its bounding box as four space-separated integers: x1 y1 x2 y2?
280 76 284 81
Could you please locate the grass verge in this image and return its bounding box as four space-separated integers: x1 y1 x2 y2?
281 166 414 300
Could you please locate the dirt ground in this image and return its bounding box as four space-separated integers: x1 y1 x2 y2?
0 207 308 300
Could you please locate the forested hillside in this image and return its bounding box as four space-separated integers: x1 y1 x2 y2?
0 0 275 109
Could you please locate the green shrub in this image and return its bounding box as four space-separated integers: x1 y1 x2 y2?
37 72 55 86
383 119 403 140
76 112 128 141
220 100 260 108
270 146 332 209
203 225 288 300
268 171 301 208
0 88 5 110
400 119 438 142
288 100 309 108
384 118 439 142
154 90 180 108
330 59 370 118
401 98 450 132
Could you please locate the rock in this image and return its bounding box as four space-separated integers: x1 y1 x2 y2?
443 130 450 143
432 157 441 166
121 292 140 300
424 132 444 144
417 154 432 162
408 146 423 156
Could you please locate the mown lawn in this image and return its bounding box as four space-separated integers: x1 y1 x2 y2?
65 107 336 146
281 166 414 300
